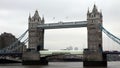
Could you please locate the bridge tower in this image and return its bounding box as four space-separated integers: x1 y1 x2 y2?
28 10 44 50
83 5 107 66
22 10 48 65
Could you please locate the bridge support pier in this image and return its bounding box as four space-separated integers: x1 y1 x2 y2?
83 61 107 67
83 49 107 67
83 5 107 67
22 50 48 65
40 57 48 65
22 50 40 65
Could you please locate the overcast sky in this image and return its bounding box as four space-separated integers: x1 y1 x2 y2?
0 0 120 51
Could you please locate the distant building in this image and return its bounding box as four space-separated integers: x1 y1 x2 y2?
66 46 73 50
74 47 78 50
0 32 26 52
0 32 15 49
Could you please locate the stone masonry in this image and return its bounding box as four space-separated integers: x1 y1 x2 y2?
0 32 26 52
28 10 44 50
84 4 103 61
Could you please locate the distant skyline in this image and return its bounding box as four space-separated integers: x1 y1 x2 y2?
0 0 120 51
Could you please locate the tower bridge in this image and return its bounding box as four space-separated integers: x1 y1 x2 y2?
22 4 106 66
0 4 120 67
20 4 120 66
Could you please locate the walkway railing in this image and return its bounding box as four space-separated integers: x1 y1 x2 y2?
37 21 87 29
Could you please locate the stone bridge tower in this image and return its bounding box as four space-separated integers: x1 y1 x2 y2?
84 5 107 66
22 11 47 65
28 10 44 50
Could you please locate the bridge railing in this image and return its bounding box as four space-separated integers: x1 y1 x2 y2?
37 21 87 29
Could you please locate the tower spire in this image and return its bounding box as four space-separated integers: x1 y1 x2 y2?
28 13 31 21
33 10 40 19
92 4 98 12
41 15 45 24
100 9 103 19
32 10 41 21
87 7 90 14
29 13 31 18
34 10 39 16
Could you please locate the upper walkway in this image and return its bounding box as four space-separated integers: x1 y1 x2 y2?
37 21 87 29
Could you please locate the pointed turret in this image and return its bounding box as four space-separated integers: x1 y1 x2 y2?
28 13 31 21
87 8 90 14
41 16 45 24
32 10 41 20
34 10 39 17
31 10 41 22
100 10 103 18
87 4 102 21
92 4 98 13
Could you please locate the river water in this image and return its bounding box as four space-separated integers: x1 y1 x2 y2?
0 62 120 68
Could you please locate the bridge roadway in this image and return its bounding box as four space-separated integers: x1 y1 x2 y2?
39 50 83 57
39 50 120 57
0 52 22 57
37 21 87 29
103 51 120 54
0 50 120 58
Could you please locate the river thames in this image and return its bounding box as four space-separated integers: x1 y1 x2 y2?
0 62 120 68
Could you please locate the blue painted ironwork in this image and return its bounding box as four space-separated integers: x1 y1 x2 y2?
9 37 28 52
0 29 28 53
37 21 87 29
100 25 120 45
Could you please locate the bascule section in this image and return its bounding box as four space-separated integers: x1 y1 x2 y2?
83 5 107 66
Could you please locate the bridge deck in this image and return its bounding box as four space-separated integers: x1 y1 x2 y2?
39 50 120 57
37 21 87 29
103 51 120 54
39 50 83 57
